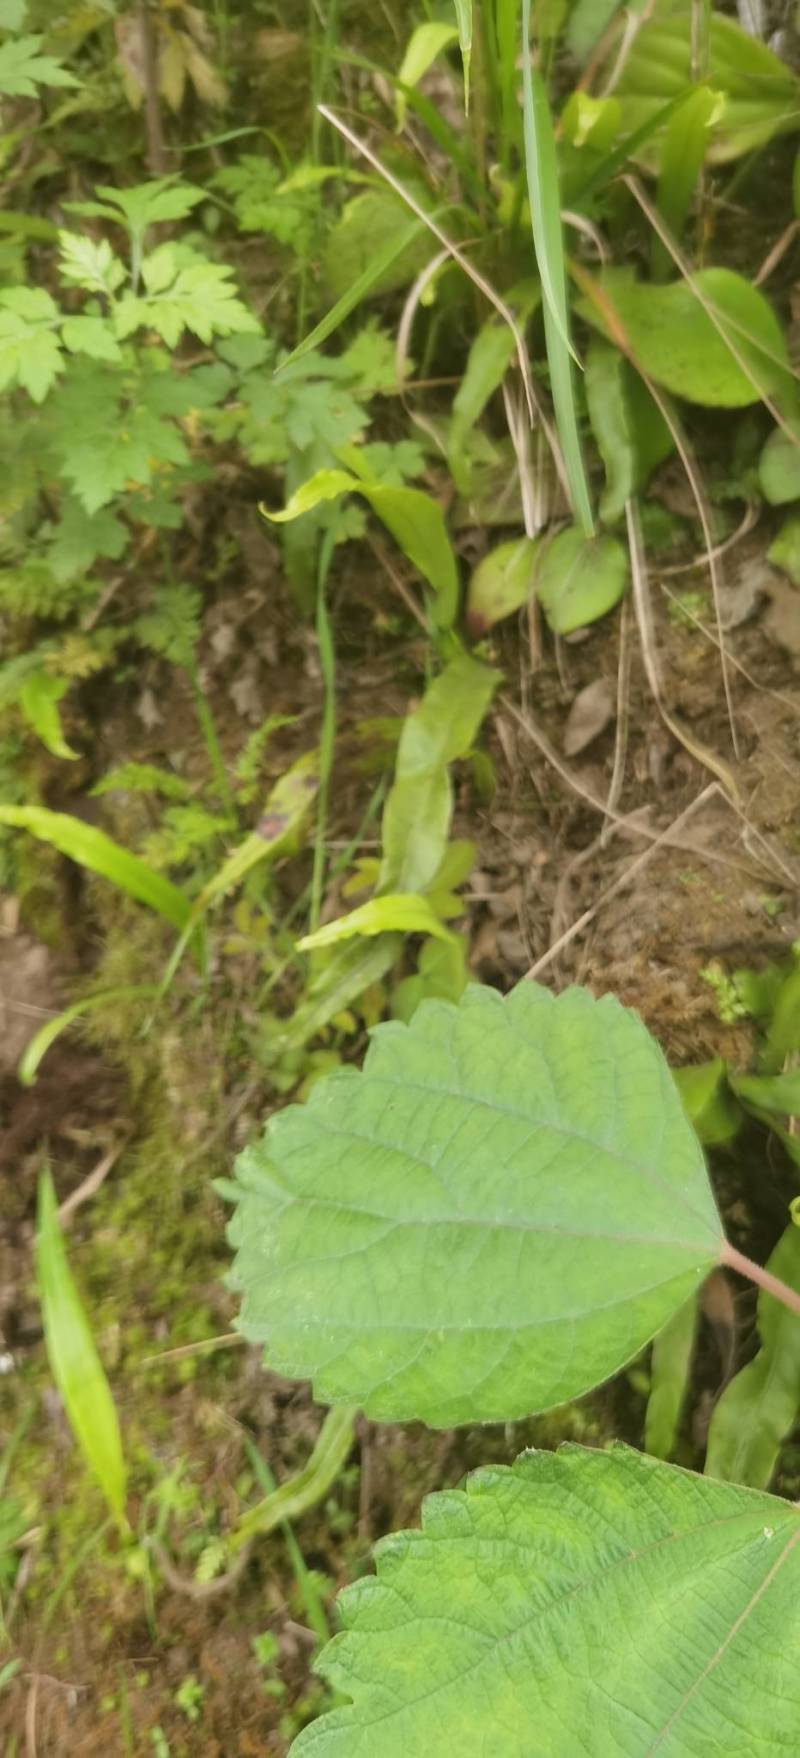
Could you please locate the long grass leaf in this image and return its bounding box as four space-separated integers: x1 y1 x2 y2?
453 0 472 108
0 806 191 932
278 214 428 370
520 16 594 535
36 1169 128 1527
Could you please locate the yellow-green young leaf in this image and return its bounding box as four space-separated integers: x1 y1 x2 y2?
466 537 539 636
578 267 794 410
0 806 192 931
768 514 800 584
297 894 452 953
227 982 723 1426
673 1059 742 1148
561 88 621 150
653 86 724 275
379 656 500 894
156 751 318 999
198 752 318 911
36 1170 127 1524
295 1446 800 1757
645 1294 699 1460
18 671 78 760
706 1225 800 1489
731 1067 800 1117
275 935 403 1056
396 22 458 128
263 469 459 629
536 527 629 633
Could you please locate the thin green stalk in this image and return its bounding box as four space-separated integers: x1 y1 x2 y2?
520 0 594 535
41 1517 113 1634
244 1438 331 1646
255 775 387 1009
309 526 338 935
0 1403 34 1495
184 653 234 819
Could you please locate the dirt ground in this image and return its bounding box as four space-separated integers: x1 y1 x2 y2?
2 511 800 1753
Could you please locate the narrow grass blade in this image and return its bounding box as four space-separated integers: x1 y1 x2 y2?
520 15 594 535
244 1437 331 1646
453 0 472 108
0 806 191 932
36 1169 128 1528
277 214 428 370
18 985 158 1087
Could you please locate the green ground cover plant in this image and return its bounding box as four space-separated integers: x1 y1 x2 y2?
6 0 800 1748
227 979 800 1755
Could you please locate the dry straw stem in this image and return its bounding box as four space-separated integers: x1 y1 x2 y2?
525 781 720 979
571 250 740 761
317 104 537 424
626 495 741 782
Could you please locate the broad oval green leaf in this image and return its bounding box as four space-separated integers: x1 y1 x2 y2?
18 670 78 760
759 419 800 505
578 268 793 409
37 1170 128 1526
706 1224 800 1489
585 338 673 525
466 536 539 636
0 805 192 931
396 22 458 129
227 981 722 1426
296 1445 800 1757
378 655 499 895
673 1058 741 1147
536 526 629 633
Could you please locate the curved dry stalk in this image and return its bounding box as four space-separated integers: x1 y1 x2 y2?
526 783 719 980
601 594 632 845
626 496 741 778
395 246 451 393
659 499 758 577
660 581 800 718
317 103 537 423
569 256 740 760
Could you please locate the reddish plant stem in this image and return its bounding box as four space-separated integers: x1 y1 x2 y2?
719 1239 800 1318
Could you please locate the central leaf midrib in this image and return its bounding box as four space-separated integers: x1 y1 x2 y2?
309 1067 720 1239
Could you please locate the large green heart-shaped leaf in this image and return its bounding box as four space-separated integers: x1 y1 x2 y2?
295 1445 800 1757
227 982 722 1425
